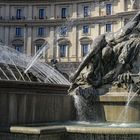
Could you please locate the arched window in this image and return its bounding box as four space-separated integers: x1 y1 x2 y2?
57 38 71 58
33 39 46 59
82 44 89 57
59 44 67 57
12 39 24 53
34 39 45 53
80 37 92 57
15 44 23 52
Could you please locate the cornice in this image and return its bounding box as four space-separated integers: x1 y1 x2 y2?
0 11 138 26
0 0 95 4
0 0 113 5
0 0 94 1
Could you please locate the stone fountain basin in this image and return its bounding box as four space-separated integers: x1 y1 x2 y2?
9 122 140 134
0 122 140 140
0 80 75 125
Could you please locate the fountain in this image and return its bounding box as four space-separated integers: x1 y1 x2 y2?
69 11 140 122
67 11 140 139
0 43 70 85
0 12 140 140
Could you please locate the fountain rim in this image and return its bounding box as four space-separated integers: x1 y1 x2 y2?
0 80 70 95
5 122 140 135
0 79 70 87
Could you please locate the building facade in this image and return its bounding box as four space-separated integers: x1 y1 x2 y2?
0 0 139 76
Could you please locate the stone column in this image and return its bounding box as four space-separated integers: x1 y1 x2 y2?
50 4 54 19
26 27 32 56
5 4 10 19
67 45 69 62
95 1 100 16
72 3 77 18
49 27 55 60
4 26 9 45
34 45 37 54
71 25 77 62
120 18 125 28
57 43 60 62
98 24 101 36
120 0 125 12
28 5 33 20
79 42 82 62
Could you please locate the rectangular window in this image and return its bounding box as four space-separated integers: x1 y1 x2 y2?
60 45 66 57
106 24 112 32
60 26 67 36
83 25 89 34
39 9 45 19
16 9 22 19
82 44 89 57
38 27 44 36
106 4 112 15
61 8 67 18
84 6 89 17
15 27 22 36
15 45 23 52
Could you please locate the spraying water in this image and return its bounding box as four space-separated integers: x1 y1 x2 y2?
24 42 48 74
117 84 138 123
0 44 70 85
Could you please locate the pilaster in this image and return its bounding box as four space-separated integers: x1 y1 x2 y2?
120 0 125 12
28 5 33 20
4 26 9 45
5 4 10 19
50 4 55 19
26 27 32 56
72 3 77 18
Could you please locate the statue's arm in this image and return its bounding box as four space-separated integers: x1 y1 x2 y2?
70 34 107 82
70 50 94 82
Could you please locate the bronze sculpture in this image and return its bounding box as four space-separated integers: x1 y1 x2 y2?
69 11 140 95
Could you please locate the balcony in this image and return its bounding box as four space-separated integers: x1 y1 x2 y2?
56 15 70 19
33 16 48 20
14 35 22 38
0 10 137 27
11 16 26 20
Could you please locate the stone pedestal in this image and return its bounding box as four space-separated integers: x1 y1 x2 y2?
100 86 140 123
